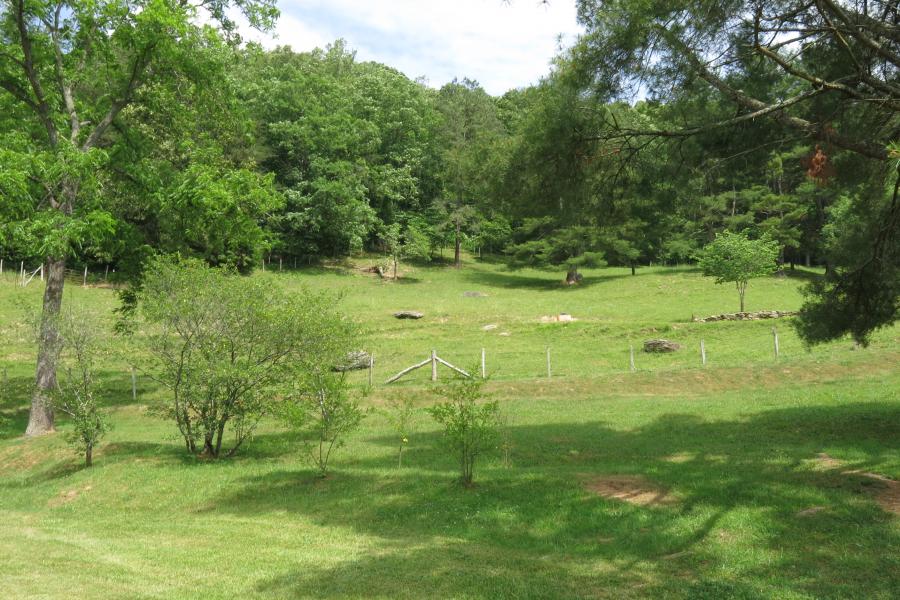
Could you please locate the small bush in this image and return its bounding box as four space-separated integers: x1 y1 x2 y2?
427 372 500 486
52 307 110 467
137 257 355 458
280 371 364 477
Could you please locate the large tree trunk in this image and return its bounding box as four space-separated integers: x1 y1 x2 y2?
26 257 66 436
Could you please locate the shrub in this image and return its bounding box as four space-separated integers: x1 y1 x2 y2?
279 370 364 477
427 372 500 486
137 257 351 458
52 307 110 467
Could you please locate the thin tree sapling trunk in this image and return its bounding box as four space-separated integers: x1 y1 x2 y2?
454 217 461 269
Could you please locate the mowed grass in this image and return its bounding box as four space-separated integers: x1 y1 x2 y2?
0 258 898 599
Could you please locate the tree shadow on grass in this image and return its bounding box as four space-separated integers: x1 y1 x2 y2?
778 267 824 282
217 400 900 599
462 269 631 292
0 374 32 440
96 429 300 466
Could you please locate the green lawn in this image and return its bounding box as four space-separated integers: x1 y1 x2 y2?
1 259 898 599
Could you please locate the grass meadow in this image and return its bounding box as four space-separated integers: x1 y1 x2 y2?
1 258 898 599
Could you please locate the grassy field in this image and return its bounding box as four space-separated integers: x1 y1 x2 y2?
1 258 898 599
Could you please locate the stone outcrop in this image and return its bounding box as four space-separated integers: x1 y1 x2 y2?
693 310 797 323
394 311 424 319
643 339 681 353
332 350 372 372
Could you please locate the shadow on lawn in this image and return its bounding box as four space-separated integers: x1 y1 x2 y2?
219 400 900 599
463 269 631 292
0 374 32 440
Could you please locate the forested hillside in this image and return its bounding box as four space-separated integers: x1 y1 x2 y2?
2 0 897 347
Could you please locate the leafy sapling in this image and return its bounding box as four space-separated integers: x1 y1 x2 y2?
282 371 365 478
52 308 110 467
385 395 418 468
696 230 780 313
427 369 500 487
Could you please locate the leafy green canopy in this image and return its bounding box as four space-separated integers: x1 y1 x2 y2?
241 42 442 259
0 0 280 272
697 230 780 313
570 0 900 341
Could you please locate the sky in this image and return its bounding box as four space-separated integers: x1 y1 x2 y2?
238 0 584 95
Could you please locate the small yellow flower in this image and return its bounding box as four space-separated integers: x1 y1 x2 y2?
402 437 409 444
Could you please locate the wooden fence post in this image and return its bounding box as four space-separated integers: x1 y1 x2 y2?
546 347 552 379
431 349 437 382
83 265 88 287
104 264 109 282
481 348 486 379
279 257 283 272
773 327 780 359
700 339 707 366
40 262 43 281
0 258 3 276
368 353 374 387
131 367 137 401
630 345 636 373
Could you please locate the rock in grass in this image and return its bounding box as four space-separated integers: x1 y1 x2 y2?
332 351 372 372
692 310 797 322
463 291 488 297
643 339 681 353
394 311 424 319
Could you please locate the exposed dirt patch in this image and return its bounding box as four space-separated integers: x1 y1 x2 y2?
796 506 828 517
540 313 577 323
48 484 92 508
845 471 900 516
716 530 738 543
806 453 899 516
813 452 844 469
663 452 695 463
583 475 676 507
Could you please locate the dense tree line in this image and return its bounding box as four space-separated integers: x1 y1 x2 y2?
1 1 897 436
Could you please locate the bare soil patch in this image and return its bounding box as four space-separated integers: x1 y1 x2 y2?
583 475 676 507
845 471 900 516
48 484 92 508
807 453 899 516
796 506 828 517
812 452 844 469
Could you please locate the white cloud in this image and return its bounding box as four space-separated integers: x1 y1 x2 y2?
240 0 583 95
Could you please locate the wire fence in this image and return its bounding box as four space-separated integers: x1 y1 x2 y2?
348 324 812 389
0 259 124 289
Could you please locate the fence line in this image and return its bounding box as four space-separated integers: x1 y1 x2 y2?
361 326 794 385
